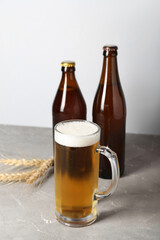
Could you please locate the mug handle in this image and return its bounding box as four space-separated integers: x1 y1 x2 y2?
94 146 120 201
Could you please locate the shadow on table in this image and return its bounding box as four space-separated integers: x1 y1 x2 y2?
122 134 160 177
34 166 54 187
96 207 124 224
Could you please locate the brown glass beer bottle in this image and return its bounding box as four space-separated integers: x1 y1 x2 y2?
52 61 87 132
92 45 126 178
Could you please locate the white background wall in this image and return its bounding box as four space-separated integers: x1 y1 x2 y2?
0 0 160 135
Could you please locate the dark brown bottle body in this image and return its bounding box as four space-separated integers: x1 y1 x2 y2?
92 46 126 178
52 61 86 136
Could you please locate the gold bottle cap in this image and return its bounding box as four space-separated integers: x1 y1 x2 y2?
61 61 75 67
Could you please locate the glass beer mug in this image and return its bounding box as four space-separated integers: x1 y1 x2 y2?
54 120 119 227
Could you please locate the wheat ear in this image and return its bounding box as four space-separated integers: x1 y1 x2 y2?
0 169 37 183
0 157 54 184
0 158 46 167
26 158 53 184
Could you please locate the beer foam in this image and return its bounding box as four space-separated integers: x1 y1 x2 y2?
55 120 100 147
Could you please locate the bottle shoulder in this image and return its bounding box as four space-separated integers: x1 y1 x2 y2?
94 81 125 100
93 83 126 115
53 87 86 112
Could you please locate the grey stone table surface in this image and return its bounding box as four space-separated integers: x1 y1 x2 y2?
0 125 160 240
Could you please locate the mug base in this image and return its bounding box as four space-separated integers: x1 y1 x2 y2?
55 210 97 227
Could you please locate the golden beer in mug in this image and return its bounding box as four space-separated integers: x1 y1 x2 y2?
54 120 119 227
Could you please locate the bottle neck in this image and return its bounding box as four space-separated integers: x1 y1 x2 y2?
60 67 78 89
101 54 119 85
63 65 76 75
61 66 75 72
